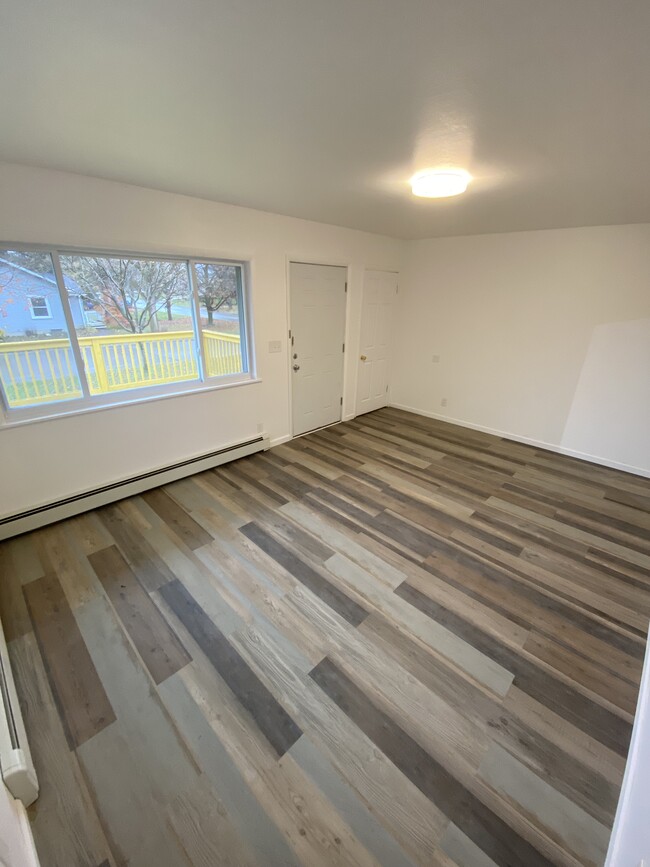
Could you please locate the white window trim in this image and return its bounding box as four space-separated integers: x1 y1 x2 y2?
0 245 256 426
0 374 262 429
28 295 52 319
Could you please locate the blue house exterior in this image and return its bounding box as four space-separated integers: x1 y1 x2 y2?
0 258 103 338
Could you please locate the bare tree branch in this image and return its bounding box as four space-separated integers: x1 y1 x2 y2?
62 256 187 334
196 263 238 326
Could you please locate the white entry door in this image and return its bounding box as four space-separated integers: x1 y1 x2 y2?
356 269 398 415
290 262 347 436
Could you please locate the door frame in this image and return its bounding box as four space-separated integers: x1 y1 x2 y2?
285 256 351 438
354 268 400 417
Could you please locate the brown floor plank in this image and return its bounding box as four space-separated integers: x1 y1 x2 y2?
310 656 555 867
395 581 633 756
23 572 116 749
88 545 191 684
141 488 213 550
0 542 33 641
9 633 116 867
240 522 369 626
159 578 303 757
97 503 178 592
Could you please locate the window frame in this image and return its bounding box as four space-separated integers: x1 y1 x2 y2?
28 295 52 319
0 244 256 426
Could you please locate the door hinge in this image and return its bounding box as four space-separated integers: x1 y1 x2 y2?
340 397 343 405
291 335 294 346
344 282 348 293
342 342 345 352
386 385 389 393
288 329 292 338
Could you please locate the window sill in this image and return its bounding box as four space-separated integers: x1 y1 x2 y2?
0 376 262 430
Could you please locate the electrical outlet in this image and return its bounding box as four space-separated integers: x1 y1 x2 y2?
441 397 448 407
432 354 440 363
268 340 282 353
256 422 263 433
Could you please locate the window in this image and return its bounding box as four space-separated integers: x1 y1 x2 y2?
0 250 82 409
194 262 248 377
29 296 52 319
0 247 253 420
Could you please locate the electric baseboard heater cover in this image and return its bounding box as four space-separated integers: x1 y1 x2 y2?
0 434 269 541
0 616 38 806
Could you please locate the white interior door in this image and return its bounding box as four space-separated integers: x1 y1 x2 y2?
290 262 347 436
356 269 398 415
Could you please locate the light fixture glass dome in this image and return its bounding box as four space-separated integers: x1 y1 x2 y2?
410 169 471 198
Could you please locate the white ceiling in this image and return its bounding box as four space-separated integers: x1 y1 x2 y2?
1 0 649 239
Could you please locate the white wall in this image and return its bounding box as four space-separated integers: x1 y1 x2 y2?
606 640 650 867
1 165 648 519
0 163 402 517
0 784 40 867
392 225 650 475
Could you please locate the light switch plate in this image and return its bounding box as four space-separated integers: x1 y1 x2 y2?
268 340 282 353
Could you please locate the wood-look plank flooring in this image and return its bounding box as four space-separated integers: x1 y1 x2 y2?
1 407 649 867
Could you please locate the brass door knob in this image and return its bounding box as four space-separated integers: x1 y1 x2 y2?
360 355 367 361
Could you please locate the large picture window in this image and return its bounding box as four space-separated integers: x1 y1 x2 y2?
0 247 252 421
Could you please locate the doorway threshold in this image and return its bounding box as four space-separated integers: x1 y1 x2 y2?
292 420 345 439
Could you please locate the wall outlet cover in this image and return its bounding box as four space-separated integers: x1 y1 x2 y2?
268 340 282 353
432 354 440 363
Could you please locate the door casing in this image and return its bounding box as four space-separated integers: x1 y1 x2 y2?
288 259 349 437
355 269 398 416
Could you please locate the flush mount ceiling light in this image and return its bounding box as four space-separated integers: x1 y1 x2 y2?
410 169 471 198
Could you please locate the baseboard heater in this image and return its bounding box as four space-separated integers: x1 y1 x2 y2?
0 616 38 806
0 434 269 541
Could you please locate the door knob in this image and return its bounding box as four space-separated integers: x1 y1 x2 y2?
292 363 300 371
360 355 367 361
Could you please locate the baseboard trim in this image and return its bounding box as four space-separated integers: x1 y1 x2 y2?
272 417 354 448
388 403 650 479
270 434 293 448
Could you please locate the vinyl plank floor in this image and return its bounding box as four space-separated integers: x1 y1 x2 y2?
2 408 649 867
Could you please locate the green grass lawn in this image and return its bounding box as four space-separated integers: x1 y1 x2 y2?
3 376 82 405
